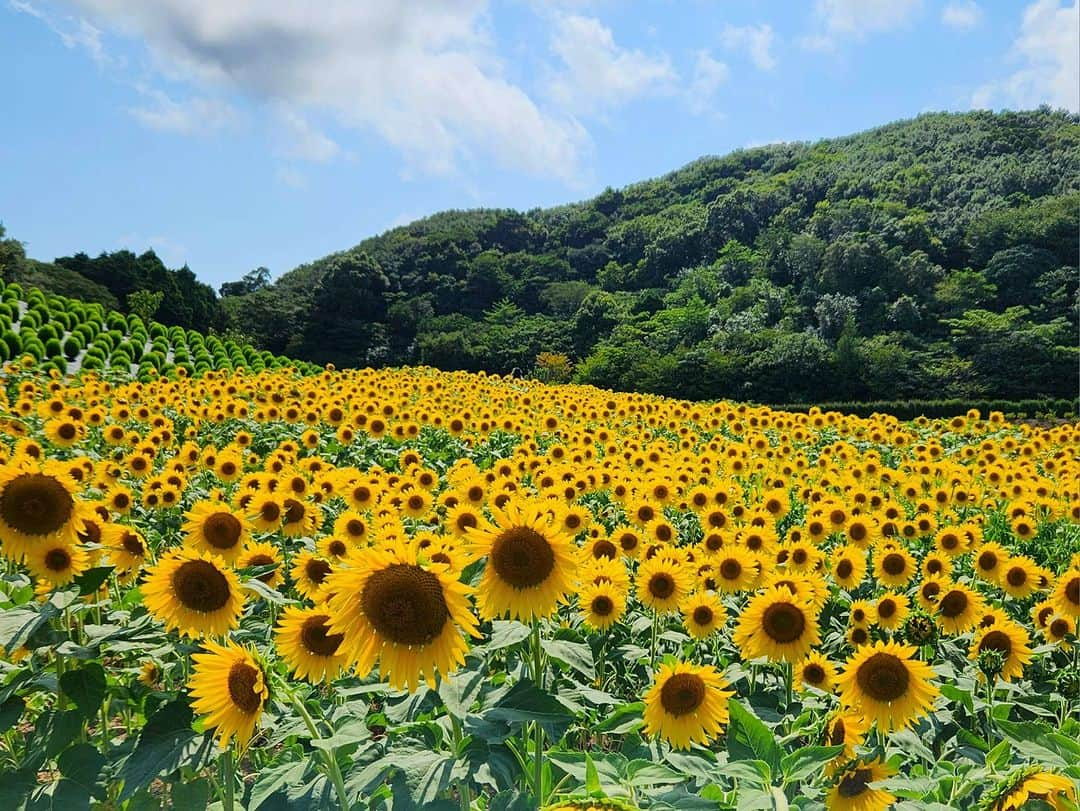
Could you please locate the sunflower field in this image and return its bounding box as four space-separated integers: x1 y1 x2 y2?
0 354 1078 811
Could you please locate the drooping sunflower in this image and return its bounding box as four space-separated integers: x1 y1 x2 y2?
274 605 349 683
324 540 479 691
103 524 149 573
983 767 1077 811
1050 568 1080 618
935 583 984 635
642 661 733 750
836 640 939 731
0 462 86 562
681 591 726 639
970 619 1032 683
235 542 284 590
636 554 694 615
797 650 838 693
142 549 246 639
467 497 578 622
825 759 896 811
578 580 626 632
182 500 251 563
732 587 821 663
188 640 268 750
25 541 89 586
822 712 868 773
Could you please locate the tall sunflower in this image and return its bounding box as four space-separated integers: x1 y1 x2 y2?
183 500 251 563
797 650 837 693
103 524 149 573
711 547 757 593
324 540 479 691
642 661 732 750
935 583 984 634
578 580 625 632
636 554 694 615
274 606 349 683
837 640 939 731
143 549 246 638
681 591 726 639
732 587 821 663
236 542 284 590
291 551 335 602
467 497 578 622
188 640 268 750
0 462 86 562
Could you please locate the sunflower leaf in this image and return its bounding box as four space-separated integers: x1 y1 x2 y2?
71 566 113 597
545 639 594 680
726 699 782 778
779 744 843 782
59 663 106 719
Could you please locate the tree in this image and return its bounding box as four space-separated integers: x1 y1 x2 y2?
300 251 389 366
0 224 26 282
220 267 271 297
127 290 164 323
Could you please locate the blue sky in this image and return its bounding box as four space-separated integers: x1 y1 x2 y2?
2 0 1077 290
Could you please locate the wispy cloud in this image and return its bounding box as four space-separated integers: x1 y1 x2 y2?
719 23 776 71
941 1 982 30
10 0 108 65
127 85 238 135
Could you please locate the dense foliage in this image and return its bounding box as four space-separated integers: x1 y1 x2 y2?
0 361 1078 810
215 109 1079 401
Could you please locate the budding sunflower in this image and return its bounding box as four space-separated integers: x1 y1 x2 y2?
900 611 937 647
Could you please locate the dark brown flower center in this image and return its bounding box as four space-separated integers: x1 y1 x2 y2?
828 718 846 746
346 519 366 537
227 661 264 714
762 602 806 643
245 553 277 582
803 663 825 684
305 558 331 584
328 540 347 557
882 553 906 576
878 600 896 619
592 539 617 560
121 532 145 556
720 559 742 580
692 606 715 626
490 527 555 589
0 474 74 536
1005 567 1027 587
850 627 869 645
1065 577 1080 606
838 768 873 798
648 572 676 599
849 523 867 542
855 652 910 702
978 630 1011 655
1050 618 1070 637
300 614 344 657
361 563 449 646
260 502 281 523
283 499 305 524
978 551 997 571
172 559 231 612
836 560 854 579
591 595 614 616
921 581 941 600
659 672 705 716
45 547 72 571
203 512 243 550
939 589 968 618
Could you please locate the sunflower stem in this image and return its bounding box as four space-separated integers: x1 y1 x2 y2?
279 678 351 810
783 662 793 711
649 611 659 670
530 619 546 806
450 713 471 811
220 746 235 811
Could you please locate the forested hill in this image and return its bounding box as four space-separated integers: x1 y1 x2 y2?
8 109 1080 403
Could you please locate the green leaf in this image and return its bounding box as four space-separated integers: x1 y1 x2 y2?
585 752 601 795
118 700 216 800
996 719 1080 768
438 665 486 718
310 718 371 751
0 602 59 654
45 710 85 758
0 695 25 732
249 760 309 810
545 639 595 680
71 567 113 597
414 754 456 805
490 790 533 811
58 743 106 798
486 680 575 725
485 621 532 651
59 663 106 718
593 701 643 734
717 759 772 787
780 745 843 783
171 779 209 810
727 699 782 777
625 759 685 786
243 578 295 605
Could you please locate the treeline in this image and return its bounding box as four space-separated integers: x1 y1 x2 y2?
3 108 1078 404
772 399 1078 421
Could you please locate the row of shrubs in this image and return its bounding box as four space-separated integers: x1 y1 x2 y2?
769 399 1079 421
0 282 318 378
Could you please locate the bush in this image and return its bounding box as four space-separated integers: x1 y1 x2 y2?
62 335 82 360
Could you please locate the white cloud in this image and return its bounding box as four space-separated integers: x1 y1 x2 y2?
686 50 729 115
972 0 1079 113
275 165 307 189
547 13 676 114
941 1 981 29
128 85 238 134
10 0 107 64
278 110 339 163
55 1 589 183
801 0 922 50
719 23 776 71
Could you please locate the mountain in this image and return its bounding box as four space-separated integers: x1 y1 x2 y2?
11 108 1080 403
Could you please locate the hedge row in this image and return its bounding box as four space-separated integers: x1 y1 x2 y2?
769 399 1079 421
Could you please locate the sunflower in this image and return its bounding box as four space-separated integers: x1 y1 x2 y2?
1050 568 1080 618
642 661 732 750
138 660 161 688
830 546 867 591
822 712 868 773
999 556 1040 600
984 767 1077 811
467 497 578 622
611 526 643 558
970 619 1032 682
798 651 837 693
26 541 89 586
681 591 725 639
324 540 478 691
973 542 1009 584
188 640 268 749
291 551 334 602
581 555 631 592
935 583 984 635
825 759 895 811
733 587 821 663
849 600 876 628
636 554 694 615
0 462 85 562
274 606 349 683
104 524 148 572
579 580 626 632
182 501 251 564
711 547 757 593
873 592 909 632
248 496 284 532
142 549 246 639
873 546 916 588
236 542 284 590
916 575 948 612
281 497 319 537
837 640 939 731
